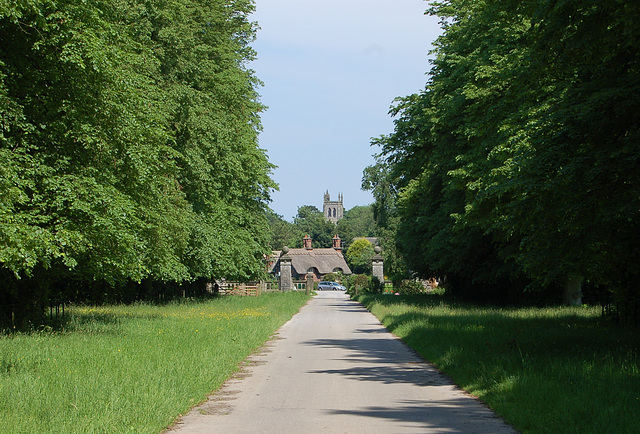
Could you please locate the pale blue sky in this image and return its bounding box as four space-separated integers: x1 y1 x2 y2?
249 1 442 221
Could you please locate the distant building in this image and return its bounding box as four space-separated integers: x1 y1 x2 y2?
269 235 352 281
323 191 344 223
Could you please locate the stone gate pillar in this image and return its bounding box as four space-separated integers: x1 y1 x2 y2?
279 246 293 292
305 274 314 295
372 246 384 284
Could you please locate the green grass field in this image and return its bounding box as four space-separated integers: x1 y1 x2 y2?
0 292 310 433
356 293 640 433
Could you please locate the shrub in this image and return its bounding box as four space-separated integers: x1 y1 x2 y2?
355 274 370 290
346 274 370 295
369 276 384 294
398 279 426 295
429 285 446 296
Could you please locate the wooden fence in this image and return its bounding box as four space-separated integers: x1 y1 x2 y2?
217 280 309 296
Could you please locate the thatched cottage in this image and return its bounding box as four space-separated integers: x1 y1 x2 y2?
269 235 352 281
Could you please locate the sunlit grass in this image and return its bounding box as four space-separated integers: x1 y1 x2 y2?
0 292 310 433
357 294 640 433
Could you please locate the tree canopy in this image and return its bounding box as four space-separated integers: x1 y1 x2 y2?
291 206 336 248
366 0 640 305
0 0 275 324
336 205 376 246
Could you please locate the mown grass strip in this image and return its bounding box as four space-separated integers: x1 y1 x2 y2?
356 294 640 434
0 292 310 433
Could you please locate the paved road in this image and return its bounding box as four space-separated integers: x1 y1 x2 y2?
167 292 517 433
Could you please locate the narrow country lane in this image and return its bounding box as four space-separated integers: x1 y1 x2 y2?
167 291 517 433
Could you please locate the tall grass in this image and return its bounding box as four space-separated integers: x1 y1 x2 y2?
0 292 309 433
357 294 640 433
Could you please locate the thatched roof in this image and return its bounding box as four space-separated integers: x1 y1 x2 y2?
287 248 352 276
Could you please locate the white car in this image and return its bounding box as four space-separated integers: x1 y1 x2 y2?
317 281 346 291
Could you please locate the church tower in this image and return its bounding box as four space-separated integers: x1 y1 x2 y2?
323 191 344 223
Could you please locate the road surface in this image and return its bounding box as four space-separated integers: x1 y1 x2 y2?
167 291 517 433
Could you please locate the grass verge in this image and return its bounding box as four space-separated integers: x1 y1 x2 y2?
356 294 640 433
0 292 310 433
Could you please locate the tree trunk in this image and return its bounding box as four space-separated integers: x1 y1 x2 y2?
563 275 584 306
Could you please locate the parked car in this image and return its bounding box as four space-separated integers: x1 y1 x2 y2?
317 281 346 291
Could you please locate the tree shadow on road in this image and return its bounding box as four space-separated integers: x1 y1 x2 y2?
304 333 452 388
303 330 517 432
325 398 516 433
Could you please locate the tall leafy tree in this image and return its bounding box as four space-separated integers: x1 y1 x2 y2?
362 157 409 284
0 0 276 324
147 0 275 281
336 205 376 243
370 0 640 305
0 0 185 282
266 210 297 251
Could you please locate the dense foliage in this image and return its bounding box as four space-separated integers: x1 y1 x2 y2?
362 157 409 284
336 205 376 243
0 0 275 326
291 205 336 248
366 0 640 307
345 238 374 275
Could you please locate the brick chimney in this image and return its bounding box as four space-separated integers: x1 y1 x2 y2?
303 234 313 250
333 234 342 252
